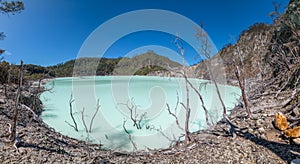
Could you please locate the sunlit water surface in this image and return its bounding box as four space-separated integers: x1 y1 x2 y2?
41 76 240 151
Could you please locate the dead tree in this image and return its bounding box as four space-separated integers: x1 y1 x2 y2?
174 36 191 143
31 78 42 113
184 73 211 126
65 93 78 131
81 99 101 133
119 98 147 130
123 119 137 151
81 108 89 133
166 92 184 131
9 60 23 143
196 28 228 116
230 41 252 118
173 35 213 143
234 64 252 118
89 99 100 133
194 27 241 133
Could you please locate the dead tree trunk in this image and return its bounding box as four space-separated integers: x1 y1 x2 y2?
183 74 191 143
81 99 101 133
120 99 146 130
4 63 10 98
234 65 252 118
174 36 191 144
89 99 100 133
123 119 137 151
166 92 184 131
196 27 228 117
185 77 211 126
66 93 78 131
32 78 41 113
81 108 89 133
10 60 23 142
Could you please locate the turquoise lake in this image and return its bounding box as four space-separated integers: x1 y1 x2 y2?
40 76 241 151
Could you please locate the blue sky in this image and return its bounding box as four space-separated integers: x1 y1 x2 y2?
0 0 289 66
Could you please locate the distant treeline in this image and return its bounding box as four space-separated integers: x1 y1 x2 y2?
0 52 181 83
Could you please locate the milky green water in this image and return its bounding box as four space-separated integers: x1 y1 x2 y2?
40 76 240 151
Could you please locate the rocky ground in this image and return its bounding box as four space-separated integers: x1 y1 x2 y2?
0 80 300 163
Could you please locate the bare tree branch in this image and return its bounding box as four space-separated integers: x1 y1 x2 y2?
123 119 137 151
119 98 146 130
67 93 78 132
166 92 184 131
9 60 23 142
174 35 191 144
89 99 100 133
81 108 88 133
234 65 252 118
196 27 227 116
185 76 211 126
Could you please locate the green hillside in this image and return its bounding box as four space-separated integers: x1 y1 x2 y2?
113 52 181 75
0 52 181 81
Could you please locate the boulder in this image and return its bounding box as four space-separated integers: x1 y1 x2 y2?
274 112 289 131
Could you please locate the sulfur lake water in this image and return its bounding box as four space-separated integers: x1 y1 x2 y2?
40 76 241 151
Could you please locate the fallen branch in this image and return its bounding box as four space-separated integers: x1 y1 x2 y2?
13 136 21 153
282 88 300 108
21 104 39 121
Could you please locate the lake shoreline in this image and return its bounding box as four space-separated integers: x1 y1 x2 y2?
0 75 297 163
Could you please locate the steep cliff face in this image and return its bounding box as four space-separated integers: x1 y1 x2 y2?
196 0 300 86
195 23 274 83
266 0 300 89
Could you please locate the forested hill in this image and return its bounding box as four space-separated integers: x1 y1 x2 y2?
0 52 182 81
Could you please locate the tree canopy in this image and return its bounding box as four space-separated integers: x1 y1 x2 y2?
0 0 24 48
0 0 24 14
